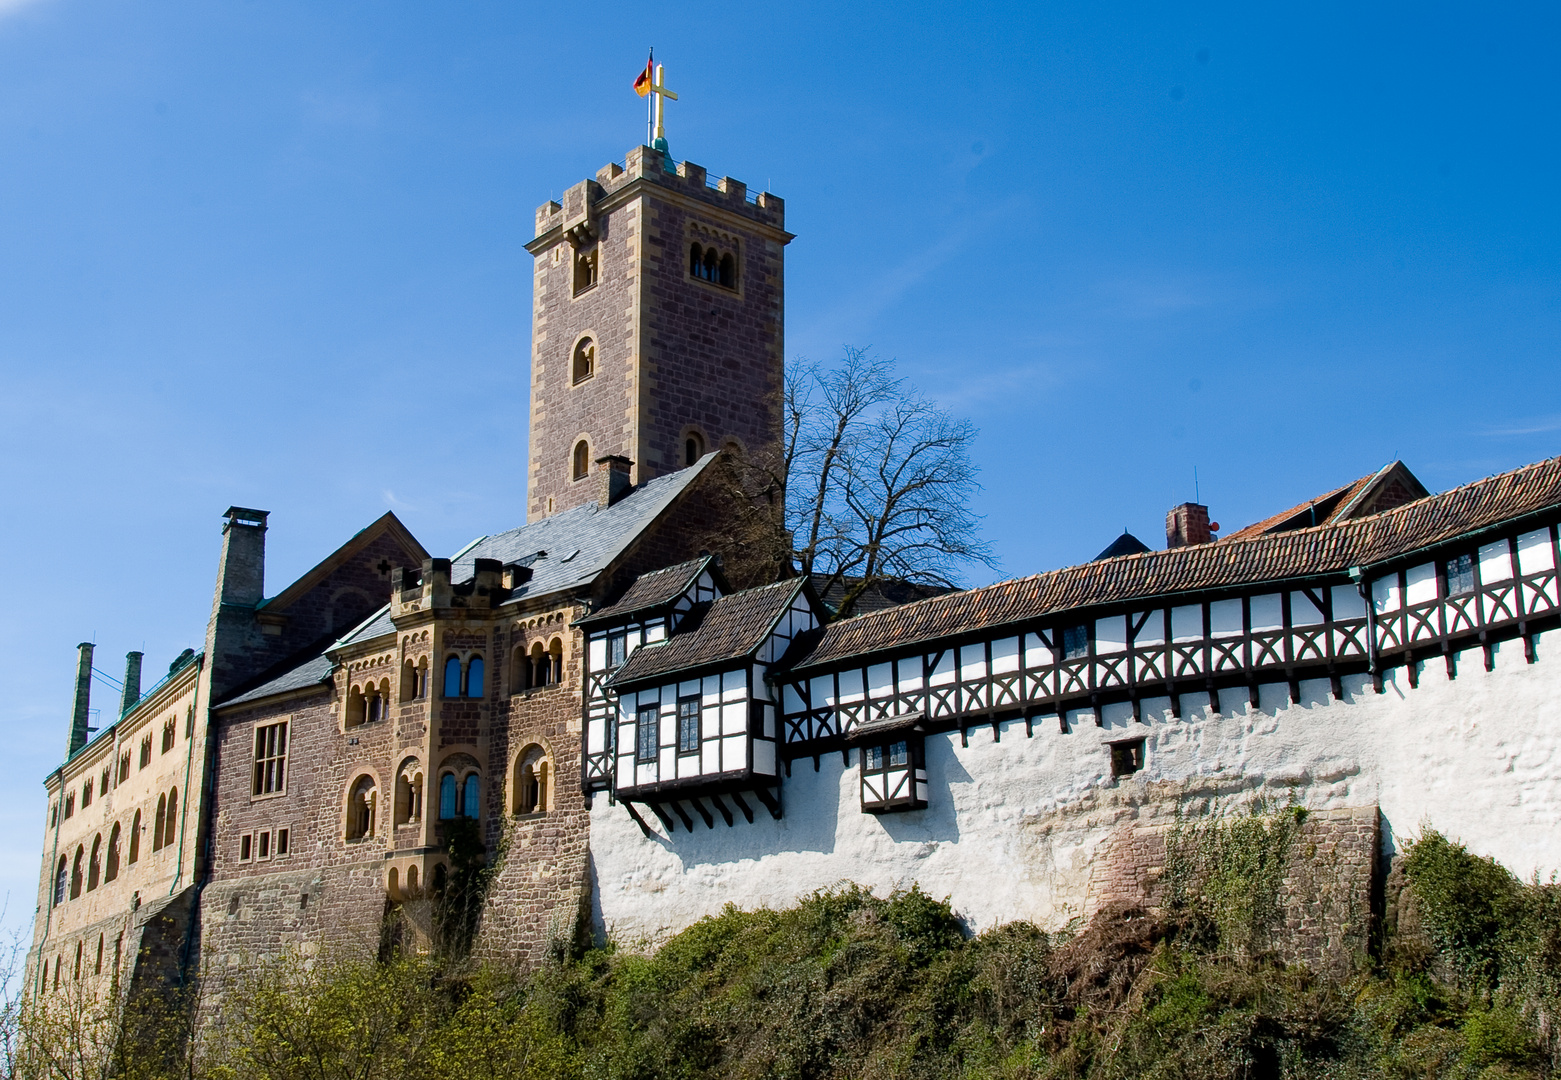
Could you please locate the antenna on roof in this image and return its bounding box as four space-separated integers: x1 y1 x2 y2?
1194 466 1200 505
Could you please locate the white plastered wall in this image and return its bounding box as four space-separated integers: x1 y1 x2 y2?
589 629 1561 945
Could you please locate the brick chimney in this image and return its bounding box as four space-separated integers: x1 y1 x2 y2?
1166 502 1218 548
596 455 633 508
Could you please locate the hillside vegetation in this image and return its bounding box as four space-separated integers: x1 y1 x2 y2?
9 819 1561 1079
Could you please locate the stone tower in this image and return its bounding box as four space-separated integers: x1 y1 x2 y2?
524 144 791 521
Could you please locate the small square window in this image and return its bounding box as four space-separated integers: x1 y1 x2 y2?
636 706 659 763
677 697 700 754
1446 554 1475 597
277 828 290 856
1109 739 1145 779
239 835 253 862
1061 625 1089 660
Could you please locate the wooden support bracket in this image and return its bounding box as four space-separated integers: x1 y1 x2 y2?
730 791 755 824
623 802 656 839
709 795 734 828
753 787 783 820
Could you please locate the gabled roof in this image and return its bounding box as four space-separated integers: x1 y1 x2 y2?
791 454 1561 672
576 556 718 627
608 577 808 690
1093 532 1151 561
1222 461 1429 542
453 454 721 604
258 511 429 612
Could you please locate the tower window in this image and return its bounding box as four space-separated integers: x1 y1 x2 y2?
573 246 599 294
572 440 590 481
689 238 738 291
572 338 595 384
683 431 705 467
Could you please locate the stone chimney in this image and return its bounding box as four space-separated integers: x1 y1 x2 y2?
204 506 270 701
1166 503 1219 548
119 651 143 717
68 642 93 759
596 455 634 508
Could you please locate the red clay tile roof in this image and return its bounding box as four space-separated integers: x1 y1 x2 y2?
608 578 807 688
1221 461 1428 541
794 454 1561 671
576 557 713 626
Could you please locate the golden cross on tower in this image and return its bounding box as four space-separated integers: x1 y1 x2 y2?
649 63 677 146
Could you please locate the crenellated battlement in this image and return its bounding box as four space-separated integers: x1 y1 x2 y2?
532 145 785 246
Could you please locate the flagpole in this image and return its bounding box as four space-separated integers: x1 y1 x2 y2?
645 49 654 146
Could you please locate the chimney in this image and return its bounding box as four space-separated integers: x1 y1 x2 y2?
119 651 143 717
596 455 634 508
212 507 269 613
68 642 93 759
1166 502 1217 548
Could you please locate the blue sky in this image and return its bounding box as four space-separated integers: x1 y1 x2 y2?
2 0 1558 936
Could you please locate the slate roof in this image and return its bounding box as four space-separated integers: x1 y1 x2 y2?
608 578 807 689
223 653 335 707
215 459 720 710
452 455 719 603
576 557 714 627
793 454 1561 671
1093 532 1151 561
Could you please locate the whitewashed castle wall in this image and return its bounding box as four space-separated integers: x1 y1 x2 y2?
589 628 1561 945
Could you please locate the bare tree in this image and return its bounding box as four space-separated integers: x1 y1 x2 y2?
779 347 996 618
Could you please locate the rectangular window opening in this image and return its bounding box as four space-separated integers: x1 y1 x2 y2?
239 835 252 862
1061 624 1090 660
1109 738 1146 779
677 697 700 754
258 831 270 859
277 828 289 856
636 706 659 763
607 634 627 669
252 722 288 796
1446 553 1475 597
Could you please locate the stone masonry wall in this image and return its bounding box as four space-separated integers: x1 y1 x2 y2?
1087 802 1378 978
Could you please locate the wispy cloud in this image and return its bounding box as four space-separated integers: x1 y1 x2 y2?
382 489 419 512
0 0 51 18
1479 415 1561 437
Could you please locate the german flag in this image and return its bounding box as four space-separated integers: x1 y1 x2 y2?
633 54 654 97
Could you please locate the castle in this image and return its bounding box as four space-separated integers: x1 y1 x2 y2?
26 136 1561 1000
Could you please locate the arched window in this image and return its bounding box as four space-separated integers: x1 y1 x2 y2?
572 338 595 384
387 866 399 899
164 788 178 849
513 746 550 815
684 431 705 467
95 934 103 975
573 247 598 294
462 774 480 819
105 823 121 882
529 642 549 687
153 795 167 852
417 658 429 699
439 773 457 820
548 638 564 685
346 686 366 728
703 247 719 282
87 835 101 891
346 777 377 840
70 847 84 899
690 242 703 277
394 761 423 826
465 656 484 699
407 864 419 893
443 656 462 698
53 857 67 907
367 692 382 724
128 810 141 864
162 718 175 754
719 252 735 288
572 440 590 481
400 660 416 702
